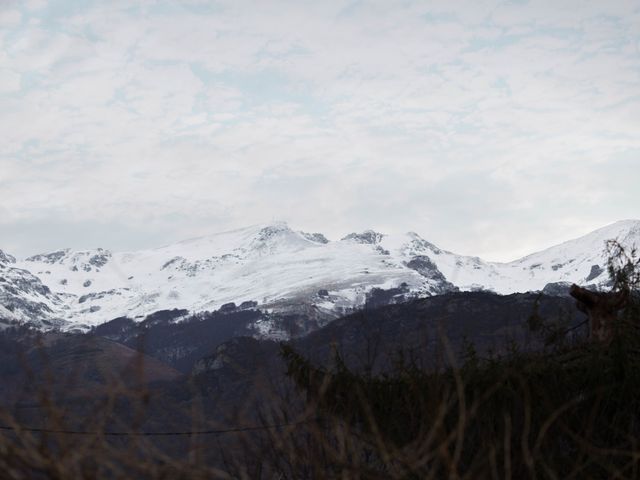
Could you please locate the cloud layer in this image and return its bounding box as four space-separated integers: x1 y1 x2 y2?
1 0 639 260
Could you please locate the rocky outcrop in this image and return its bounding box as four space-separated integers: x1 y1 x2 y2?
0 249 68 328
405 255 458 294
341 230 384 245
0 250 16 265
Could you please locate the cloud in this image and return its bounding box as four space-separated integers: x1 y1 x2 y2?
0 69 20 93
0 8 21 27
1 0 639 260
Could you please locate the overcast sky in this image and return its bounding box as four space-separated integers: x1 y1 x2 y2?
1 0 639 261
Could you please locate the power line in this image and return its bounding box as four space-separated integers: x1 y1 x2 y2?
0 419 312 437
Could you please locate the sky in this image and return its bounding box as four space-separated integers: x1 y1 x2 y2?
0 0 639 261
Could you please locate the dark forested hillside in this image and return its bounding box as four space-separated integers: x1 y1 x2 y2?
0 289 634 478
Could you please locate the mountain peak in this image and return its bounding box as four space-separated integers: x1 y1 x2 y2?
341 230 385 245
254 222 292 241
245 222 319 255
0 250 16 265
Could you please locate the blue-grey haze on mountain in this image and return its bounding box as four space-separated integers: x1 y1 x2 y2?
0 0 638 261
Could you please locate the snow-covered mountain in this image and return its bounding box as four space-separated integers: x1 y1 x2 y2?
11 222 456 329
2 220 638 331
0 249 68 328
426 219 640 294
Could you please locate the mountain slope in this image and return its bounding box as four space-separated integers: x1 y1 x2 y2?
15 223 456 328
3 219 639 331
439 219 640 293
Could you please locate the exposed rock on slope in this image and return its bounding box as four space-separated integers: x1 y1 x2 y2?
0 249 67 328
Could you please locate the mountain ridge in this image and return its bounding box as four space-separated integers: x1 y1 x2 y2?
1 220 638 332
